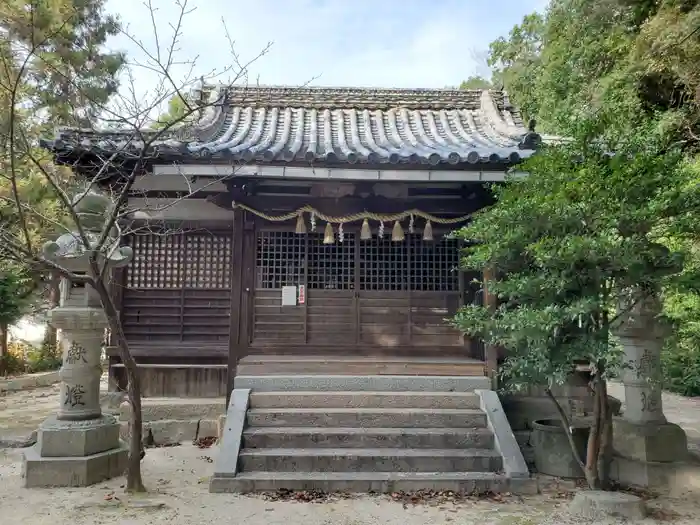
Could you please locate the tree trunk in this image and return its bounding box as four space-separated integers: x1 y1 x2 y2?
584 376 604 489
598 379 613 489
0 322 8 375
545 387 586 472
91 278 146 493
42 272 60 350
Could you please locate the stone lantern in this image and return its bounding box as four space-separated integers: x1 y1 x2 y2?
22 191 134 488
612 291 688 488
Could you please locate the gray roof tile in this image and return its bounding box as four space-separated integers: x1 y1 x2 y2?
42 86 542 166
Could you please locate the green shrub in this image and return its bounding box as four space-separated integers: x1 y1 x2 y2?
662 342 700 396
26 343 62 373
0 351 26 376
0 341 62 376
662 287 700 396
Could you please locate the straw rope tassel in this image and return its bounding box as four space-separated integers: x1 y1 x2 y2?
323 222 334 244
361 218 372 240
423 220 433 241
392 220 404 242
295 213 307 234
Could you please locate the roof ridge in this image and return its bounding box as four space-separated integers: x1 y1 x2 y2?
202 83 504 95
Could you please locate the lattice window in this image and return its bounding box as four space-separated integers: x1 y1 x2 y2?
126 234 184 288
184 233 232 288
308 233 355 290
126 232 232 289
256 231 305 289
359 235 408 291
409 235 460 292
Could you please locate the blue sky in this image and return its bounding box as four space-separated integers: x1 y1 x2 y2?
105 0 547 90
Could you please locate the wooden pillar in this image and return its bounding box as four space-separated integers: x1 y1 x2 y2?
226 209 245 406
483 267 499 389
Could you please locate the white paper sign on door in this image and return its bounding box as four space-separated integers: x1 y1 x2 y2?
281 285 297 306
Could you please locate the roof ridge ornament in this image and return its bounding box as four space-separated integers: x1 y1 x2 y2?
518 118 542 150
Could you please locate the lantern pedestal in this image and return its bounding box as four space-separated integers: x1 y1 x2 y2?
22 306 128 488
21 191 133 488
611 294 688 490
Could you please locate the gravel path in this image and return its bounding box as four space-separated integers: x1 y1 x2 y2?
1 380 700 524
0 382 60 444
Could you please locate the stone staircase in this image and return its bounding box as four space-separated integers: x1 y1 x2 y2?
210 356 531 493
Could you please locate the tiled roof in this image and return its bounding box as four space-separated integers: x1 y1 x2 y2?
42 86 543 167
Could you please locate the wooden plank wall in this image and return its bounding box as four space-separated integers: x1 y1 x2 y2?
113 229 234 397
307 290 355 345
121 288 230 342
252 289 305 345
358 291 462 348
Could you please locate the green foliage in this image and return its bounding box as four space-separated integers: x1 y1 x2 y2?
0 0 124 126
0 341 61 376
153 94 189 129
486 0 700 395
26 342 62 372
452 126 697 392
0 0 123 315
0 266 32 326
0 348 26 376
660 236 700 395
488 12 545 121
459 76 493 90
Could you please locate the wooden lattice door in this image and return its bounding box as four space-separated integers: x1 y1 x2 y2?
251 229 471 354
358 234 464 349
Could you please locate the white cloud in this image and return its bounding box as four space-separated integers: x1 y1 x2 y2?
105 0 546 95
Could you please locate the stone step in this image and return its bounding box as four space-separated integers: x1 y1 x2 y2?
210 471 535 494
246 408 487 428
234 375 491 392
119 397 226 423
238 447 503 473
242 427 494 449
249 391 481 409
237 358 485 377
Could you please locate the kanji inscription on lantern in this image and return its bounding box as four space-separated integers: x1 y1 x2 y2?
66 341 88 364
64 384 86 407
641 391 660 413
636 348 657 377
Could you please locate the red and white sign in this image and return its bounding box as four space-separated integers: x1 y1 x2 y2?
298 285 306 305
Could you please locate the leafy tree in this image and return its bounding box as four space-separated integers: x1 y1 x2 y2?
487 12 545 121
0 265 34 372
0 0 124 126
153 95 188 128
0 0 124 346
486 0 700 397
459 76 493 90
452 124 699 489
1 0 272 494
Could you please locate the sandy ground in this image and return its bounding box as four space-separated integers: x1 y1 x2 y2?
2 380 700 524
2 443 700 525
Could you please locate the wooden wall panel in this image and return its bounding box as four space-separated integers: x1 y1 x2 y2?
122 231 233 345
252 289 305 345
307 290 356 345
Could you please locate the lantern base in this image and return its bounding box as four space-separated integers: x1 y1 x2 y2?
21 414 128 487
22 441 128 488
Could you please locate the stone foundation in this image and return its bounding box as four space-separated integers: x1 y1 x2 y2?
119 398 226 446
22 443 128 488
501 374 622 469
